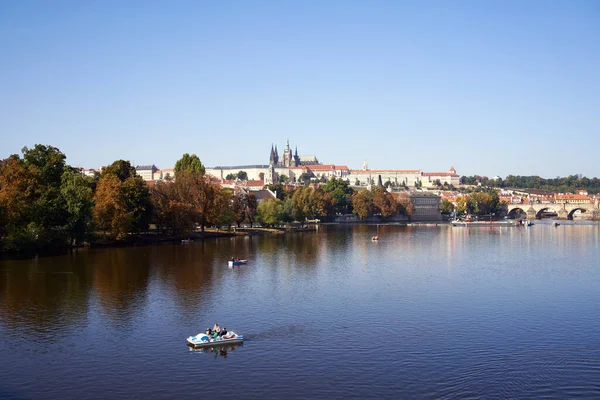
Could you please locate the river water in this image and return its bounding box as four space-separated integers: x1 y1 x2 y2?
1 224 600 399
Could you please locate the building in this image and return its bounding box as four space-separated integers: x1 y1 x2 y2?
408 191 442 221
349 163 459 188
206 141 318 184
350 164 422 187
306 164 350 180
135 165 159 181
555 194 591 205
421 167 460 187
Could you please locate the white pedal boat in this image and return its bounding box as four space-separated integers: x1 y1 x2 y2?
187 332 244 348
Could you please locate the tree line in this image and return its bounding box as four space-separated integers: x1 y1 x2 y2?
460 174 600 194
0 144 416 252
440 189 504 217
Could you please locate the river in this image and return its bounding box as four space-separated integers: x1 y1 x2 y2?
1 224 600 399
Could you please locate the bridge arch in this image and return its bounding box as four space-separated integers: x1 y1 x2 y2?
535 207 558 219
568 207 589 220
507 207 527 218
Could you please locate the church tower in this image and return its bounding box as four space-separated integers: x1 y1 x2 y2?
269 144 276 165
293 146 300 167
283 139 292 167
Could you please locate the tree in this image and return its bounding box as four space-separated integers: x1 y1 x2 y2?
175 171 224 231
236 171 248 181
455 196 468 215
93 174 129 239
94 160 152 239
396 192 414 216
245 193 258 227
440 198 454 214
352 190 374 220
217 207 236 230
0 155 35 250
322 177 354 215
372 187 396 218
60 169 93 246
225 173 237 180
174 153 205 176
102 160 136 181
257 198 284 227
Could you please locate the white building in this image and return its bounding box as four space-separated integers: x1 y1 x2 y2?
135 165 159 181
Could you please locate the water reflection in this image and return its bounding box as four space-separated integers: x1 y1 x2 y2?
188 343 243 358
2 225 600 399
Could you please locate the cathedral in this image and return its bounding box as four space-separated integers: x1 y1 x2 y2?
269 140 318 167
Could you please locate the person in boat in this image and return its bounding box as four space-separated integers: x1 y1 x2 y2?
220 327 227 337
235 257 240 261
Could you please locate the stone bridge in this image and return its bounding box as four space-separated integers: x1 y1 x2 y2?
506 202 599 220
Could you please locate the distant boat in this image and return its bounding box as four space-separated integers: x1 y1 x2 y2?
371 235 379 241
452 220 517 227
228 259 247 267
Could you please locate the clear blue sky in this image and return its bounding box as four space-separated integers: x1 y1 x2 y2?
1 0 598 178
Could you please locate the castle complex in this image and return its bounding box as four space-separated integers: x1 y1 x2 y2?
202 141 460 187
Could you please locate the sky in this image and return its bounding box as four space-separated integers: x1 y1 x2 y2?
1 0 598 178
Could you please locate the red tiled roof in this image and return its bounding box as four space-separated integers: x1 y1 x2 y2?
246 180 265 187
556 194 590 201
307 164 336 171
422 172 459 177
349 169 421 174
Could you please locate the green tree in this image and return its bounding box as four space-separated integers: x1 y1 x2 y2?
322 177 354 215
440 198 454 214
257 198 284 227
60 169 93 246
174 153 205 176
102 160 136 181
236 171 248 181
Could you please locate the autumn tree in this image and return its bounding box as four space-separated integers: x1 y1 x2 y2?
175 171 224 231
93 160 151 239
150 181 196 235
396 191 415 216
352 189 375 220
372 187 396 218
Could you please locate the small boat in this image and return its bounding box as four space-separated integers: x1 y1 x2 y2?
228 259 247 267
371 235 379 241
187 331 244 348
452 220 517 227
